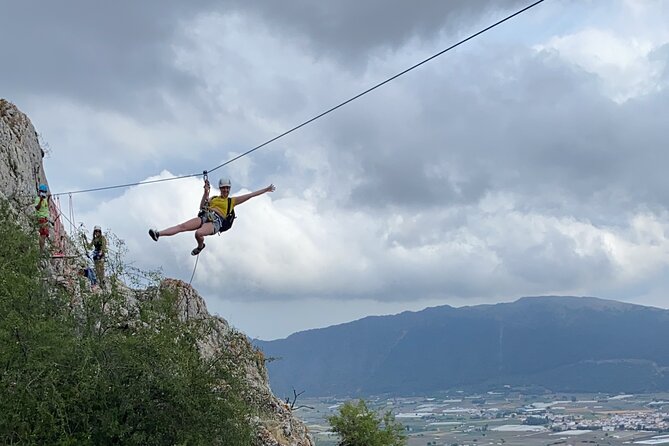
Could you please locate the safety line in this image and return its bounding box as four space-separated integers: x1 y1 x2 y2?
52 0 545 196
52 204 86 256
55 207 125 261
189 253 200 285
53 201 77 233
68 193 76 235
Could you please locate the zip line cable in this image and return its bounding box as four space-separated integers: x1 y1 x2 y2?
53 0 545 197
204 0 545 175
53 172 202 196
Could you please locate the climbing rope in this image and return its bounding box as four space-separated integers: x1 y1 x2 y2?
53 206 87 258
188 253 200 285
68 193 76 236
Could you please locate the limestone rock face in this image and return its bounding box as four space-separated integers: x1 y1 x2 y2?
159 279 314 446
0 99 314 446
0 99 47 218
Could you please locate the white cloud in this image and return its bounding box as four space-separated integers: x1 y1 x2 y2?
69 173 669 339
535 0 669 102
74 176 669 299
605 212 669 280
537 29 663 101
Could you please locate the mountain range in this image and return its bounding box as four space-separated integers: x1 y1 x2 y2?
256 296 669 397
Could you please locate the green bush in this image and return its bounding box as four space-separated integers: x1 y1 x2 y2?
327 399 406 446
0 203 254 445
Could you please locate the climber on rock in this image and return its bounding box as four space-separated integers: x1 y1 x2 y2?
148 177 275 256
82 226 107 286
34 183 50 251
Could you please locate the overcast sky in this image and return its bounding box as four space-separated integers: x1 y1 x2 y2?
2 0 669 340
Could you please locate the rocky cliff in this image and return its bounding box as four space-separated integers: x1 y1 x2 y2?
158 279 314 446
0 99 48 220
0 99 313 446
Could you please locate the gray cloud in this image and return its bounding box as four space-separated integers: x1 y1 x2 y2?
0 0 525 113
235 0 529 65
310 46 669 224
499 225 615 288
0 2 208 115
1 0 535 196
9 0 665 229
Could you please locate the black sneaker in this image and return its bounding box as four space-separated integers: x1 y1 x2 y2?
191 243 205 256
149 229 159 241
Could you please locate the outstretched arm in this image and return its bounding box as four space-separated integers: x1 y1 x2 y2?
233 184 275 206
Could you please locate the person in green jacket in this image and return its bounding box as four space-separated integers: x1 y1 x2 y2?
34 184 50 251
82 226 107 286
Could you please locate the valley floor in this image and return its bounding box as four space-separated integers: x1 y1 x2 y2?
294 391 669 446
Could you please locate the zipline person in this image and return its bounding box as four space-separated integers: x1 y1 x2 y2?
148 177 275 255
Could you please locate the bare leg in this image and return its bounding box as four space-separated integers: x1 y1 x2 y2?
158 217 202 237
195 222 214 248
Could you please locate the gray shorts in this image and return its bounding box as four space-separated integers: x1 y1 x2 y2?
199 211 224 234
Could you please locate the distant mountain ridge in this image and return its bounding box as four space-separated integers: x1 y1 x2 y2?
256 296 669 397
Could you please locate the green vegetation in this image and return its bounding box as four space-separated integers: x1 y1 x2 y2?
327 399 406 446
0 202 254 445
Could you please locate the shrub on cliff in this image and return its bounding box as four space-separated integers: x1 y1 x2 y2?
0 202 254 445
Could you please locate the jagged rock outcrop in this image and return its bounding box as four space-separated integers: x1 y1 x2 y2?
0 99 314 446
159 279 314 446
0 99 47 221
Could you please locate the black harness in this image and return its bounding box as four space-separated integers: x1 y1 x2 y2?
218 197 235 233
198 197 235 233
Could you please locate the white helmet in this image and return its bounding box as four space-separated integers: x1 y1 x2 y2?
94 225 101 232
218 178 231 188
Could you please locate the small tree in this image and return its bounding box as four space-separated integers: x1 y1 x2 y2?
327 399 406 446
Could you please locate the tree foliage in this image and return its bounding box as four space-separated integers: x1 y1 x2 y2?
0 202 254 445
327 399 406 446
